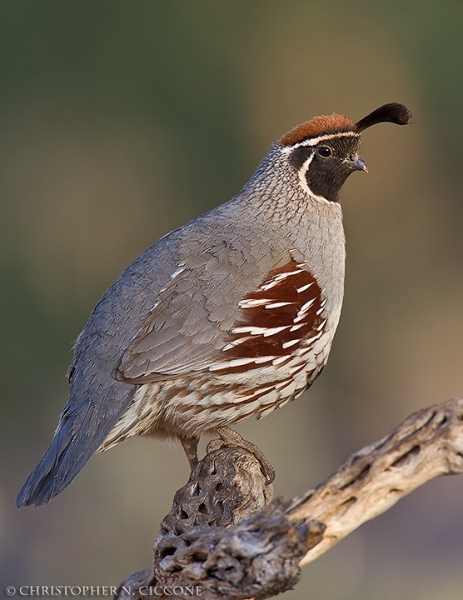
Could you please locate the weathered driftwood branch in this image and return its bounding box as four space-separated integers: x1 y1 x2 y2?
117 397 463 599
287 397 463 564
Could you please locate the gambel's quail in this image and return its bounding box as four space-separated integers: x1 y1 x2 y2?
17 103 411 507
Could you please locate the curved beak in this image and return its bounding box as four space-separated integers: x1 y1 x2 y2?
346 155 368 173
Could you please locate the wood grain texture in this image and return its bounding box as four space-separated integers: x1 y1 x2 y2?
287 397 463 565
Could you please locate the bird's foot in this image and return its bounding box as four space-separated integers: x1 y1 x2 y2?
180 436 199 470
209 426 275 484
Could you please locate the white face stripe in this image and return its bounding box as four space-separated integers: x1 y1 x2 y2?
297 152 314 196
280 130 360 153
296 153 331 204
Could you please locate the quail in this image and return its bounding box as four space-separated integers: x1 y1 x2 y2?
17 103 411 507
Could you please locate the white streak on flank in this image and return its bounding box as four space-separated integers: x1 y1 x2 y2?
264 301 293 309
260 279 280 291
239 298 272 308
209 357 256 371
261 267 304 291
282 339 300 349
263 326 291 337
273 269 304 281
232 326 262 335
294 312 308 324
231 325 290 336
289 323 304 332
316 299 327 315
303 332 323 346
293 297 315 322
232 326 268 335
316 320 327 331
296 282 313 293
222 337 252 351
299 298 316 313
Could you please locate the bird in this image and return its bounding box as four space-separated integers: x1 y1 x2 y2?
17 102 411 507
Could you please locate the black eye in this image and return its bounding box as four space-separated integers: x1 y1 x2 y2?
317 146 332 158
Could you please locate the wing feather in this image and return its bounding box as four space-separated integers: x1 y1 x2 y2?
115 234 290 382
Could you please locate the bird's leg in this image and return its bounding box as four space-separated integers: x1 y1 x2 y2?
212 426 275 484
180 436 199 470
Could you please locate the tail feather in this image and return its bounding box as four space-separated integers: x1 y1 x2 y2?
17 386 135 507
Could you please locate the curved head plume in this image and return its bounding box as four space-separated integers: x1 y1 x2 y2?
355 103 412 133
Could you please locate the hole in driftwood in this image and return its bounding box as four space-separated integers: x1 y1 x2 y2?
391 445 420 468
340 463 370 490
420 410 437 429
160 546 177 559
198 503 208 514
341 497 357 510
191 551 208 562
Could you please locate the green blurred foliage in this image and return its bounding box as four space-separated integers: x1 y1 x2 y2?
1 1 463 598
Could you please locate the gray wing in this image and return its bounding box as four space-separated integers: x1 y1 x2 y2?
16 216 288 506
116 225 290 382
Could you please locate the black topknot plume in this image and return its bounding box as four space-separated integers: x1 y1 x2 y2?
355 103 412 133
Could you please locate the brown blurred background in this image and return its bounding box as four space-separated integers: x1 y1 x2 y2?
1 1 463 598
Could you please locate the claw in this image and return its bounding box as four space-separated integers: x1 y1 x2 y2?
215 426 275 484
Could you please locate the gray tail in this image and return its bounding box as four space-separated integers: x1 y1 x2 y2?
17 386 134 507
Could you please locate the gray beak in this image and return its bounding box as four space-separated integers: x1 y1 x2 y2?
346 155 368 173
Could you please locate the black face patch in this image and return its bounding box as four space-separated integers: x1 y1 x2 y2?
304 136 361 202
288 145 314 170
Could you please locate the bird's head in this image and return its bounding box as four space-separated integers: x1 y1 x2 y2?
279 103 412 203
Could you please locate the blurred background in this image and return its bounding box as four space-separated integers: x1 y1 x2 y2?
1 1 463 598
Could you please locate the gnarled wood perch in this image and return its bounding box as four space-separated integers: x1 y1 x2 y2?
116 397 463 599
